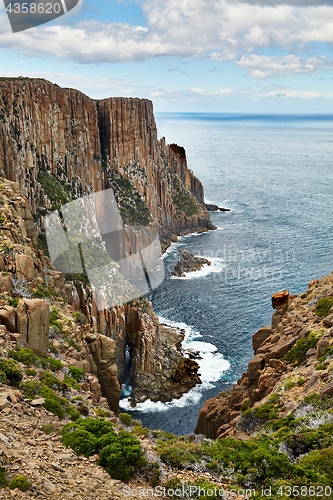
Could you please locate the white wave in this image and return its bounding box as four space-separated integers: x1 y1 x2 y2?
171 256 225 280
162 240 180 259
119 316 230 413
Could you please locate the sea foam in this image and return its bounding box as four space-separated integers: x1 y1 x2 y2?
120 316 230 413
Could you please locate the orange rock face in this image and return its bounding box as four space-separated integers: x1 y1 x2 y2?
271 290 289 310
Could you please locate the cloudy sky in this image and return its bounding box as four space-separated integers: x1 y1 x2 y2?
1 0 333 112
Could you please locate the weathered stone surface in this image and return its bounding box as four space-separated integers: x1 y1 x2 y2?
15 253 37 281
0 79 213 246
252 326 272 352
316 339 330 359
16 298 49 353
320 381 333 399
0 305 16 332
268 336 297 359
247 354 265 382
323 314 333 327
272 290 289 311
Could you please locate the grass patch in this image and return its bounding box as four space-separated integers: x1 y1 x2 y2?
8 475 32 492
316 297 333 317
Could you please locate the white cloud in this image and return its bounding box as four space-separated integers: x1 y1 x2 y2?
237 55 333 78
1 0 333 78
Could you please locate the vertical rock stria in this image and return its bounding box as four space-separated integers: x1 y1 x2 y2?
0 79 214 410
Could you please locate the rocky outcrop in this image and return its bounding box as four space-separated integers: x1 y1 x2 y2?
195 273 333 439
16 298 49 354
172 250 211 277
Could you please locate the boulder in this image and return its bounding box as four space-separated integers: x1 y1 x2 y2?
0 305 16 332
247 354 265 382
15 253 37 281
252 326 272 352
16 298 49 353
316 339 330 359
323 314 333 327
268 336 297 359
320 381 333 399
272 290 289 312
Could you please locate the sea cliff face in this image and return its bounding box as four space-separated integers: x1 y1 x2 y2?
0 78 213 411
0 78 213 246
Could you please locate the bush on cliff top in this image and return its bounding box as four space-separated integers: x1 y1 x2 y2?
61 417 145 480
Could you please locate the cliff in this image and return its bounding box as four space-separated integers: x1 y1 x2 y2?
0 77 214 411
0 77 213 247
195 277 333 439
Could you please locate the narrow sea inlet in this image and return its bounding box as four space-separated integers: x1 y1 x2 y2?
120 113 333 434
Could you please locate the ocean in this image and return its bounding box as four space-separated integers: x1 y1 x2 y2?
120 113 333 435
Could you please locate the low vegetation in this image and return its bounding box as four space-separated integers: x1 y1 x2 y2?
316 297 333 317
61 417 146 481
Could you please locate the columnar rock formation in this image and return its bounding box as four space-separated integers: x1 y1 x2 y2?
0 78 213 243
0 79 213 411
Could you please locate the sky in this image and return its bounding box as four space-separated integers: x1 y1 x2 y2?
1 0 333 112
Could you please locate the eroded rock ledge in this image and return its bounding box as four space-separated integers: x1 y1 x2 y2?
195 275 333 439
172 250 211 277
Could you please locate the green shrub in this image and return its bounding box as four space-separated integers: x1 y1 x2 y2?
61 417 144 481
119 412 133 426
66 405 81 421
41 356 64 371
3 296 19 307
251 395 281 422
98 430 145 481
38 171 72 209
300 293 307 300
41 423 57 435
43 398 65 419
240 400 250 412
318 346 333 363
0 466 6 486
131 425 149 437
316 297 333 317
298 448 333 486
158 442 201 468
69 366 85 382
20 380 44 398
284 332 321 365
25 368 37 377
72 311 88 325
0 358 23 385
40 371 63 389
64 374 80 390
8 475 32 491
95 408 111 418
62 428 98 456
8 347 38 367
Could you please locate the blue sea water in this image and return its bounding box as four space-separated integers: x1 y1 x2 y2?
120 113 333 435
